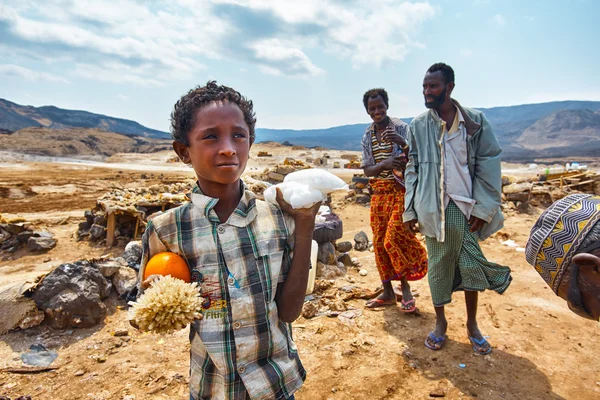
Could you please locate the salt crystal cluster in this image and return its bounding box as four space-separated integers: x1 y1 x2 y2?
128 276 204 334
264 169 349 209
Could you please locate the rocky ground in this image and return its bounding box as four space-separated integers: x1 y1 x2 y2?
1 146 599 400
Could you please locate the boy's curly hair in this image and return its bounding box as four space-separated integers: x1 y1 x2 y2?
362 88 389 111
170 81 256 146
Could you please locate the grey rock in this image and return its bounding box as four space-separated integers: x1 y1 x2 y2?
5 223 28 235
337 252 353 267
94 215 107 226
27 236 57 251
316 261 344 280
336 262 347 275
335 241 353 253
1 236 19 249
112 267 138 296
89 224 106 241
354 231 369 251
32 260 111 329
355 194 371 204
123 240 143 269
317 242 337 265
78 221 91 232
17 231 35 243
84 210 95 226
92 257 129 278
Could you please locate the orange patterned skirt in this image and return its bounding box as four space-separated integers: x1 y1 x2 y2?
369 179 428 282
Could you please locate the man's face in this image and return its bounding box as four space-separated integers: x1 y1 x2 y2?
558 248 600 320
422 71 452 109
173 101 250 195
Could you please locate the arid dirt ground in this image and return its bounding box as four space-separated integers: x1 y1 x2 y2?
1 145 599 400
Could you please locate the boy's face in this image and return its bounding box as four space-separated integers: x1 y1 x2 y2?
173 101 250 192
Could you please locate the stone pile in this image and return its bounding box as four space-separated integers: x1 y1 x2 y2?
0 220 57 254
301 230 376 320
343 175 371 206
502 170 600 211
0 242 143 333
261 158 311 184
77 182 195 244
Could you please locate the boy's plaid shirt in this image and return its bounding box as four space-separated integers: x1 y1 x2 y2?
138 182 306 400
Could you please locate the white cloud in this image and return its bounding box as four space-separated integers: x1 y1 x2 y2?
117 94 129 101
460 48 473 57
492 14 506 26
74 63 165 87
0 1 438 82
0 64 69 83
250 39 324 77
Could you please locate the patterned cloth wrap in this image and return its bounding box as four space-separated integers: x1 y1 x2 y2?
525 194 600 293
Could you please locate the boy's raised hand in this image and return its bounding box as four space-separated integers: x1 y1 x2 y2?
275 187 322 223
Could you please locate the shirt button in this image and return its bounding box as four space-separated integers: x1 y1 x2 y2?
237 365 246 374
217 225 225 234
227 277 235 286
233 321 241 330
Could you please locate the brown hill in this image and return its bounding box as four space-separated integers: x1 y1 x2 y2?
0 127 172 157
514 109 600 156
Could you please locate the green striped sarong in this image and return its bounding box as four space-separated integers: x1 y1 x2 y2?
425 201 512 307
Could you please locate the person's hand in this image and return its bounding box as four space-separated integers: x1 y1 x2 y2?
468 216 486 232
382 128 407 148
383 155 407 171
141 274 163 289
275 187 322 223
404 219 419 234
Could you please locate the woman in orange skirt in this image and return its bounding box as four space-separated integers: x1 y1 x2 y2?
360 88 428 311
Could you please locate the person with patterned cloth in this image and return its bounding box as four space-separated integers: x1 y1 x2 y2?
360 87 428 311
403 63 512 354
526 194 600 321
138 81 320 399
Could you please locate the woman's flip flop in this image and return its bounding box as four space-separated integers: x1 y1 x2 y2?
400 298 416 313
364 298 396 308
424 332 446 350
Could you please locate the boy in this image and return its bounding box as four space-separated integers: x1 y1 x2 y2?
138 81 319 399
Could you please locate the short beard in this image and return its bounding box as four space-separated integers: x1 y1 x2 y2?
425 87 447 109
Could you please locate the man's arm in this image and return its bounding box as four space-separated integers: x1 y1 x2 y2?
471 114 502 224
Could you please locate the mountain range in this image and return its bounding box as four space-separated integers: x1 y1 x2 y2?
1 98 599 161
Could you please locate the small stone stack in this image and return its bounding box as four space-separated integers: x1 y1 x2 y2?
262 158 311 184
344 175 371 205
77 181 195 244
0 220 57 254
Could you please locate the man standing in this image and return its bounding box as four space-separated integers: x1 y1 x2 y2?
403 63 512 354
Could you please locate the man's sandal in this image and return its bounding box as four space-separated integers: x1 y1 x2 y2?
468 334 492 355
424 332 446 350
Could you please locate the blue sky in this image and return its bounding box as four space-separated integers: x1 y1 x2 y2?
1 0 598 131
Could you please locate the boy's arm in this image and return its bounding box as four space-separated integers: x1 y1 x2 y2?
274 190 320 323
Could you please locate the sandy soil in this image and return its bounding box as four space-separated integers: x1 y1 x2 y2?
1 147 599 400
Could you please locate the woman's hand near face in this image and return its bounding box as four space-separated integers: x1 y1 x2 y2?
381 128 407 148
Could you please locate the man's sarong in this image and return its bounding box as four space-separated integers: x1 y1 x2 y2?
370 179 428 282
425 201 512 307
